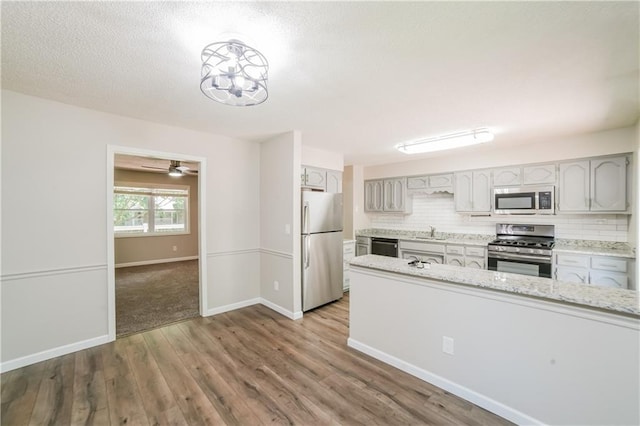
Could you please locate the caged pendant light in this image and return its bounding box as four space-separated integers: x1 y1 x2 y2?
200 39 269 106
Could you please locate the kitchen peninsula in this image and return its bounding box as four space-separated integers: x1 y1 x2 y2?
348 255 639 425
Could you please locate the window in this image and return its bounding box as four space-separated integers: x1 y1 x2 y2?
114 183 189 236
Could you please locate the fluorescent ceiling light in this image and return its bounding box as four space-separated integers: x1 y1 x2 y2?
396 128 494 154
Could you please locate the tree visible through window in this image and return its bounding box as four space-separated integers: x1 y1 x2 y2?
114 184 189 236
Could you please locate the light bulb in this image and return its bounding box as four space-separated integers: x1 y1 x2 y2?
233 75 246 88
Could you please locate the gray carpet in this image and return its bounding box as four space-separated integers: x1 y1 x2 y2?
115 260 199 337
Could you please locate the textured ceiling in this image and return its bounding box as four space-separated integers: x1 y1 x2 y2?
2 1 638 166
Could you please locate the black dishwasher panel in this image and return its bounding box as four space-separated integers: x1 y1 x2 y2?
371 237 399 257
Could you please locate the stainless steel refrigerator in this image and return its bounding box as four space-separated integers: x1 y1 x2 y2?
301 191 343 312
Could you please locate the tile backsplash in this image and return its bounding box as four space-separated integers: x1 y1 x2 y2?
368 193 630 242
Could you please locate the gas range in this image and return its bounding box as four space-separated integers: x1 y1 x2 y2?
488 237 555 256
488 224 555 256
487 224 555 278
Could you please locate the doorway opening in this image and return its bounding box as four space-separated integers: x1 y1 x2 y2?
107 147 207 340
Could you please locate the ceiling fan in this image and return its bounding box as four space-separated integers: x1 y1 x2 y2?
141 160 197 177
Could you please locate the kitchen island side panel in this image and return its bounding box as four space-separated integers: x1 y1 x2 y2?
349 267 639 426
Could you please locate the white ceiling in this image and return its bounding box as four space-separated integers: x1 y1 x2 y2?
2 1 638 166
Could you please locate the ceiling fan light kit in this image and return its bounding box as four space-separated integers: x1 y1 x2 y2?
396 128 494 154
200 39 269 107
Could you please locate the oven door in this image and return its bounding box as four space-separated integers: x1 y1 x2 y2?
487 252 552 278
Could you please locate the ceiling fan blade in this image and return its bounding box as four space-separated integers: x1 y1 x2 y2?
141 165 167 170
176 166 190 172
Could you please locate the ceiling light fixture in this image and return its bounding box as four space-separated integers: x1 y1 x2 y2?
200 39 269 106
396 128 495 154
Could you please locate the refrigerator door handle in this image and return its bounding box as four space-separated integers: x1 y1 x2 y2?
305 235 311 268
302 202 309 234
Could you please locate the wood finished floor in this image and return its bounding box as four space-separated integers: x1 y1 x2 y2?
1 293 513 425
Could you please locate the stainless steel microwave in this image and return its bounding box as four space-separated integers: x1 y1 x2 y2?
493 186 555 215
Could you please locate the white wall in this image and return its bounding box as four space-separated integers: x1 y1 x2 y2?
259 131 302 318
350 164 370 235
301 145 343 171
1 90 261 370
350 267 640 425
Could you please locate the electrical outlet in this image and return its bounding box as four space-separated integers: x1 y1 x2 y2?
274 280 279 291
442 336 454 355
285 224 291 235
172 245 178 252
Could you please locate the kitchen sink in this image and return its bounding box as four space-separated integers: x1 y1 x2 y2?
413 236 446 241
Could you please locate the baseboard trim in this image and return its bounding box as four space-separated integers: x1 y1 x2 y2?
204 298 261 316
115 256 199 268
1 334 111 373
202 296 302 321
260 298 302 320
347 338 542 426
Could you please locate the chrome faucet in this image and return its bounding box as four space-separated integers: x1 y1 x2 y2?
429 226 436 238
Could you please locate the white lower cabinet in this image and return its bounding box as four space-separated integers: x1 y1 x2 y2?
355 236 370 256
555 266 588 284
464 246 487 269
554 253 630 289
343 240 356 291
399 240 445 264
445 244 465 266
445 244 486 269
446 256 464 267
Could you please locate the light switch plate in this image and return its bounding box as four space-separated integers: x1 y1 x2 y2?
442 336 454 355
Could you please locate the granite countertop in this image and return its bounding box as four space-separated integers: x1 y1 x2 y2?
554 240 635 259
355 229 493 247
356 229 636 258
350 255 639 317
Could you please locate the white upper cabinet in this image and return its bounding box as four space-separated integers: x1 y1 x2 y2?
493 167 521 186
301 166 326 189
493 164 557 186
558 156 628 213
364 178 410 213
558 161 591 212
407 173 453 193
364 180 384 212
301 166 342 193
454 171 473 211
590 157 627 211
523 164 556 185
326 170 343 193
455 170 491 213
384 178 409 212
